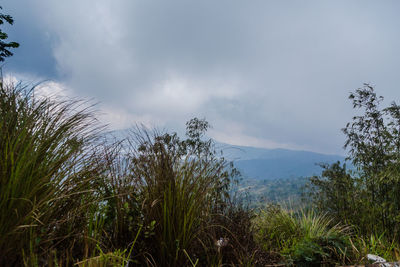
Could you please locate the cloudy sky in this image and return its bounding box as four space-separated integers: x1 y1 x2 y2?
2 1 400 155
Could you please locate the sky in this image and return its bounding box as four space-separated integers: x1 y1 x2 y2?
2 1 400 155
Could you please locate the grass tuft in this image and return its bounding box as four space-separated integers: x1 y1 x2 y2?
254 205 352 266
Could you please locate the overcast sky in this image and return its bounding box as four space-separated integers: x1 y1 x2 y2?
3 1 400 155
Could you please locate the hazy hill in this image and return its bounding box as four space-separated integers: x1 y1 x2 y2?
108 130 346 181
217 143 346 180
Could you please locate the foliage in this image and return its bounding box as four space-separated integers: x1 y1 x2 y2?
121 120 269 266
6 66 400 265
309 84 400 240
127 126 229 265
76 227 141 267
0 6 19 61
254 205 352 266
342 84 400 237
89 140 143 253
306 162 356 225
349 233 400 264
0 78 269 266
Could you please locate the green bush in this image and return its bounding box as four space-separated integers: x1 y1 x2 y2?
254 205 352 266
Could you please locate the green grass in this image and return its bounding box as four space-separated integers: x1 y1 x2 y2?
254 205 352 266
349 233 400 264
0 80 101 265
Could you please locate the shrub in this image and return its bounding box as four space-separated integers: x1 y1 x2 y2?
125 123 235 265
254 205 352 266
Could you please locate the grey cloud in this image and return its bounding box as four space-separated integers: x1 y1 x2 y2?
3 0 400 154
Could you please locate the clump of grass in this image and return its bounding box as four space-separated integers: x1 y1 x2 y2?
118 122 272 266
77 225 142 267
254 205 352 266
126 124 234 266
90 139 143 251
0 80 101 265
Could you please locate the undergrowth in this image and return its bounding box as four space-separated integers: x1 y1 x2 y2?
2 79 399 266
254 205 352 266
0 80 273 266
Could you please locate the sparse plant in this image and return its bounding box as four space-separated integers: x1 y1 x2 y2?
349 233 400 264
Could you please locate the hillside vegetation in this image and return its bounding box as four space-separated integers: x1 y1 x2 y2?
2 80 400 266
0 82 275 266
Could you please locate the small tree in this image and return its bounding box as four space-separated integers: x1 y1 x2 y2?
0 6 19 62
342 84 400 236
310 84 400 238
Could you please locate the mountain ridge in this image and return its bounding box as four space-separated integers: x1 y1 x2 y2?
216 143 346 180
107 130 346 180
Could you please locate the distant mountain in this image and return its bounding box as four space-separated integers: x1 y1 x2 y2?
106 129 346 181
216 143 346 180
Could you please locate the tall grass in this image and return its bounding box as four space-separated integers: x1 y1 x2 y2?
0 79 278 266
0 80 101 265
91 140 142 251
118 125 273 266
127 128 232 265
